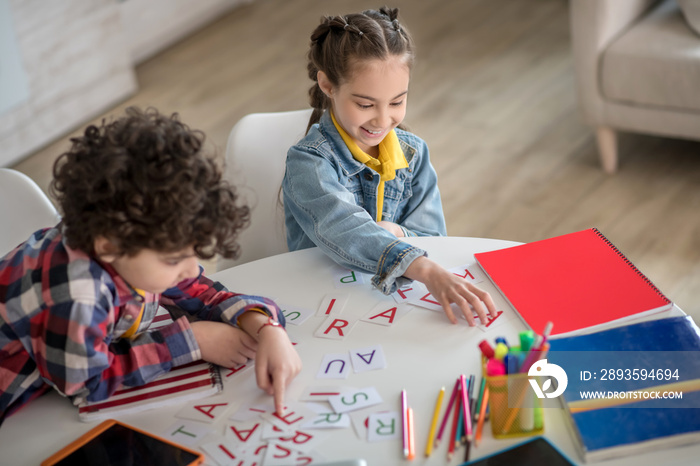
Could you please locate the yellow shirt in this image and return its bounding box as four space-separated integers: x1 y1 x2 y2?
331 112 409 221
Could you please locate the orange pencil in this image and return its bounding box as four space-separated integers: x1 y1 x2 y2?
475 386 489 446
407 407 416 460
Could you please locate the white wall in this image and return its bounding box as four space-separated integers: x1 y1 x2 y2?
0 0 249 168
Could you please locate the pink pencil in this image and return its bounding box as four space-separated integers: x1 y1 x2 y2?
460 374 473 440
401 389 409 458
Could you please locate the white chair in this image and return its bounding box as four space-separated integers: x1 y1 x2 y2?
0 168 61 255
218 109 313 271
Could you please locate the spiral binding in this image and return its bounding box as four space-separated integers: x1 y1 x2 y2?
591 228 671 303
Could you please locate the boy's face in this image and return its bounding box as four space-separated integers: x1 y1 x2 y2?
96 238 201 294
319 55 410 157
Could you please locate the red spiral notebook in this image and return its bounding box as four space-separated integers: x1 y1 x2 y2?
474 228 673 339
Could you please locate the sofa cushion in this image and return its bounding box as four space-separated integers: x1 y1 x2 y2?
601 0 700 113
678 0 700 35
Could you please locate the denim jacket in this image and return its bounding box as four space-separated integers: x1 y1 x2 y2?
282 111 446 294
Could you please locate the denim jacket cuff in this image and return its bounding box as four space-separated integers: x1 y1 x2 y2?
400 225 418 238
371 240 427 295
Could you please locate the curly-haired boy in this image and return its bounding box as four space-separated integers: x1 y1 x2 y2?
0 107 301 422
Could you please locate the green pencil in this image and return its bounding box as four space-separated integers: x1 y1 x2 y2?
473 377 486 423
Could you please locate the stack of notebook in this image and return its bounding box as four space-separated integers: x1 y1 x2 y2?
546 316 700 462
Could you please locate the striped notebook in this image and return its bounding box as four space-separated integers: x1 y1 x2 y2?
78 308 223 422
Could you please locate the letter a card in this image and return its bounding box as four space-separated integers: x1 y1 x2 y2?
349 344 387 373
175 401 231 423
360 302 411 326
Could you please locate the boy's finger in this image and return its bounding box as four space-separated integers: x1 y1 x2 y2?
273 376 287 416
256 362 271 395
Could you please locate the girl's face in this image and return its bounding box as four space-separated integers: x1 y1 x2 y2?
319 55 410 157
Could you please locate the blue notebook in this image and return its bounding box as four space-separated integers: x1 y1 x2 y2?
546 316 700 462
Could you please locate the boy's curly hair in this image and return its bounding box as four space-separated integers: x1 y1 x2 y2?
51 106 249 260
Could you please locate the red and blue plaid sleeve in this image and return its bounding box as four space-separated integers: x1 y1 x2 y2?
159 266 286 328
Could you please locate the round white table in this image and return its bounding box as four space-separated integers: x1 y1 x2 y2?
0 237 693 466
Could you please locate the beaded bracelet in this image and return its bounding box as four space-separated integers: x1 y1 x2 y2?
256 315 284 336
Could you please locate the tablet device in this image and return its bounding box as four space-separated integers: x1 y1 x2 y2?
41 419 204 466
460 437 575 466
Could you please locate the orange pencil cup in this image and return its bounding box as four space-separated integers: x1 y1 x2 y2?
482 353 544 439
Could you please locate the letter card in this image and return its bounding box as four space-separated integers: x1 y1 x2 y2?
328 387 383 413
349 344 387 373
316 353 351 379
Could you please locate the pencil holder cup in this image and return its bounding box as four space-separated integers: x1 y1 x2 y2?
482 352 544 439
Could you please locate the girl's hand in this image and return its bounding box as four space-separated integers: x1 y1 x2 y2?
190 321 257 367
238 312 302 416
377 220 404 237
405 256 498 325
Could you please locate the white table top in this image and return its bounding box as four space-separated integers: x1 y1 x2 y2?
1 236 695 465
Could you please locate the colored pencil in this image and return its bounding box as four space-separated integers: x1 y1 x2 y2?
473 377 486 423
425 386 445 457
407 407 416 460
475 386 489 446
401 389 409 458
464 430 472 462
467 374 476 427
435 378 459 448
460 374 474 440
447 390 461 461
456 401 464 447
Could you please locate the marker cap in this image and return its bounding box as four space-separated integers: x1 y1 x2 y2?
478 340 495 359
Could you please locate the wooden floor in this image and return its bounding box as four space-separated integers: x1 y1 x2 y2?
13 0 700 320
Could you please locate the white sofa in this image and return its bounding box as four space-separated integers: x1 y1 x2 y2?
570 0 700 172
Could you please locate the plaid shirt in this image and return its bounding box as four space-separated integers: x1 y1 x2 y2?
0 226 283 417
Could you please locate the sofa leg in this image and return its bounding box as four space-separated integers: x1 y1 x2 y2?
596 127 618 173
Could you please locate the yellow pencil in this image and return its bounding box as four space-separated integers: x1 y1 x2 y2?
425 386 445 457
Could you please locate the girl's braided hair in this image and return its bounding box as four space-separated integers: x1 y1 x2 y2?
305 6 414 132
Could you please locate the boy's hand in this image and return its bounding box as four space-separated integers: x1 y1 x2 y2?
238 312 302 416
190 321 257 367
255 325 302 416
405 256 498 325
